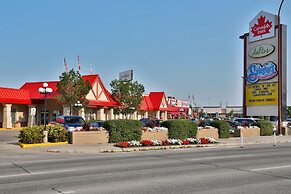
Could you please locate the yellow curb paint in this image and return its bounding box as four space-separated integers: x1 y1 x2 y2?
0 128 22 131
18 142 68 149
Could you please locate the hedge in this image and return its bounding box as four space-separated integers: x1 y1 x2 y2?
103 120 142 143
19 125 44 144
161 120 197 139
47 124 68 142
210 120 230 138
19 125 68 144
252 120 273 136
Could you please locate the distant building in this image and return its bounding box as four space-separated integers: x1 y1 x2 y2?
193 105 243 118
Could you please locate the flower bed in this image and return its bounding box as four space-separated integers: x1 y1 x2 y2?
115 137 218 148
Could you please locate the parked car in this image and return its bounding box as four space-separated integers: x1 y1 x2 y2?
233 118 259 126
227 120 241 134
140 118 160 128
56 115 86 131
89 121 104 130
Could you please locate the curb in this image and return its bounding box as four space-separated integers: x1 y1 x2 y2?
100 144 212 153
18 141 68 149
0 128 22 131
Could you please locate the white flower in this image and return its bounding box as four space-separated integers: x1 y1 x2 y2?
187 138 200 144
166 139 183 145
151 140 162 146
206 137 218 143
129 140 142 147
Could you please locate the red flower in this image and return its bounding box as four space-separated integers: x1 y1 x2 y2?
182 140 190 145
116 142 130 148
141 140 154 146
162 140 170 145
200 138 209 144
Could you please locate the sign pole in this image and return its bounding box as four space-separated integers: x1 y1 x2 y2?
277 0 285 135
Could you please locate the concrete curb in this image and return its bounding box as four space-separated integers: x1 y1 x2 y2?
100 144 215 153
18 141 68 149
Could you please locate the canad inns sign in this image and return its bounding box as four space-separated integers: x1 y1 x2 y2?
249 11 276 42
240 10 287 119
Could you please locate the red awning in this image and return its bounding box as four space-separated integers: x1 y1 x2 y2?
0 87 31 104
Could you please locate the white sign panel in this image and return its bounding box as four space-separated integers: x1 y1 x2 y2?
119 70 133 81
30 107 36 116
249 11 276 43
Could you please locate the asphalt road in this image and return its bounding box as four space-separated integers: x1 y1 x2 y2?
1 141 291 194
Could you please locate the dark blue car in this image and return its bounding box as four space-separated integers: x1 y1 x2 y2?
56 115 85 131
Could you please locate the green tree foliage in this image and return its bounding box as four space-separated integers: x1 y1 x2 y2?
55 69 92 115
228 110 234 118
287 106 291 118
110 79 145 117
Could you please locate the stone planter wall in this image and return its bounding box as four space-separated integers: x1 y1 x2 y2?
141 131 168 141
234 126 260 137
196 128 219 140
70 131 109 145
285 127 291 136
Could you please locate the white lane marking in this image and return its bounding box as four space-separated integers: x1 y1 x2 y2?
0 173 29 179
0 169 76 179
251 165 291 172
189 154 256 161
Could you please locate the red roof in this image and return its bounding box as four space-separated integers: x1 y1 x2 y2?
140 95 154 110
140 92 168 111
20 74 118 107
20 81 59 99
0 87 31 104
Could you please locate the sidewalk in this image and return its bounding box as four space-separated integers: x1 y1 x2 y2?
31 135 291 154
2 129 291 154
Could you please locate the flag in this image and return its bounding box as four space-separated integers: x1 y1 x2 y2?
77 54 81 71
89 64 93 75
64 58 68 71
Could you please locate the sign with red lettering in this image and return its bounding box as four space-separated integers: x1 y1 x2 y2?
249 11 275 42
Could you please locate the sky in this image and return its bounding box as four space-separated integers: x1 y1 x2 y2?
0 0 291 107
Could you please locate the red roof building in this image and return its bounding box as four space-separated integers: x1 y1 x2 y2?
0 74 171 128
139 92 169 120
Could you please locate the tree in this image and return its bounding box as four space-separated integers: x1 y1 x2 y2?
229 109 234 118
110 79 145 118
287 106 291 118
55 69 92 115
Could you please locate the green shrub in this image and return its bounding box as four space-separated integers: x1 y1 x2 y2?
47 124 68 142
103 120 142 143
252 120 273 136
18 125 44 144
161 120 197 139
210 120 230 138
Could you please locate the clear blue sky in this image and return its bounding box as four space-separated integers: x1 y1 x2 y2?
0 0 290 106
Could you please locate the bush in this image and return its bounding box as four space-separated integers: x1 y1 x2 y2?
161 120 197 139
252 120 273 136
47 124 68 142
103 120 142 143
19 125 44 144
210 120 230 138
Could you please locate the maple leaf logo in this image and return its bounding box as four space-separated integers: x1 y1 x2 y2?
251 15 272 37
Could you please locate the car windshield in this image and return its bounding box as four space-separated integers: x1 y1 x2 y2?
65 117 84 124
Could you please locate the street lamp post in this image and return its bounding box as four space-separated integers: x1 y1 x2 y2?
38 82 53 131
277 0 285 135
